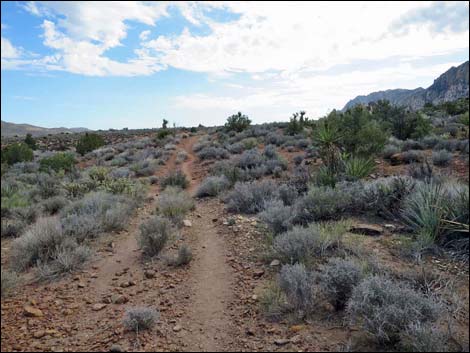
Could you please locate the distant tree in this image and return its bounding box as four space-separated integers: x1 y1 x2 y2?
39 152 76 173
162 119 169 129
225 112 251 132
286 111 309 135
1 143 33 165
76 133 105 156
24 133 37 150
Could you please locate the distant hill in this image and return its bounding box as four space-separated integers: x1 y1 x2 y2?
1 120 90 137
343 61 469 111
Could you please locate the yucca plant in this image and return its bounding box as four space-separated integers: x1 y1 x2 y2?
314 122 343 175
401 182 448 243
344 157 376 181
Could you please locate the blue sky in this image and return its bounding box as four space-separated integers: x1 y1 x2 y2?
1 1 469 129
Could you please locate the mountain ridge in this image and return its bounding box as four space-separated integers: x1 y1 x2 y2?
1 120 90 137
343 61 469 111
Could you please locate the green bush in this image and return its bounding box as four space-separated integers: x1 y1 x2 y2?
225 112 251 132
39 153 76 173
76 133 105 156
1 143 33 165
156 129 171 140
24 134 37 150
344 157 376 181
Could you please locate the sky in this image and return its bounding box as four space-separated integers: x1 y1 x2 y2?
1 1 469 130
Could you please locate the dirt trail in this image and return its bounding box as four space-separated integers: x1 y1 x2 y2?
177 136 236 351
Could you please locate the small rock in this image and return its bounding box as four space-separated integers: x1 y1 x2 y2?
384 224 396 232
270 259 280 267
24 306 44 317
290 325 305 332
253 269 265 278
274 339 290 346
33 330 46 339
77 282 86 288
251 295 258 301
92 303 107 311
144 270 156 279
109 344 123 352
349 224 384 236
291 335 302 344
173 325 182 332
111 294 129 304
183 220 192 227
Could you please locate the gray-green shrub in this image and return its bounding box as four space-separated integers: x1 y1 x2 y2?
123 307 159 332
319 258 364 311
195 176 230 198
138 216 172 257
347 276 440 344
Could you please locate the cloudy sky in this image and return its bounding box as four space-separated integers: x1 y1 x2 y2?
1 1 469 129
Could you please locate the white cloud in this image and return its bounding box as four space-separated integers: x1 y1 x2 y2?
139 30 151 41
1 37 21 59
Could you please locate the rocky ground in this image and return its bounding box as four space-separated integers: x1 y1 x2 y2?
1 135 469 352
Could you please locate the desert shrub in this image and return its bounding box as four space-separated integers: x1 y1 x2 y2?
434 139 459 152
76 133 105 156
402 139 425 151
39 153 76 173
130 159 158 177
402 181 469 254
258 200 293 235
348 276 440 344
35 172 61 199
313 166 338 188
432 150 452 166
422 135 441 149
278 263 315 318
156 129 171 140
226 142 244 154
24 133 37 150
236 149 264 169
263 145 278 159
399 322 450 352
225 112 251 132
42 196 69 215
1 143 33 165
344 157 376 181
123 307 159 332
197 146 229 160
10 217 89 276
1 218 27 238
319 258 364 311
168 244 193 266
88 166 109 183
156 187 194 226
195 176 230 198
408 160 438 182
109 167 134 179
36 244 91 280
273 226 318 264
61 192 133 241
293 155 304 166
260 282 286 322
401 150 425 163
292 186 349 224
1 270 18 297
241 137 258 150
175 150 188 164
290 165 312 193
382 144 400 159
224 180 278 214
138 216 172 257
161 170 189 189
363 176 416 219
278 183 299 206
